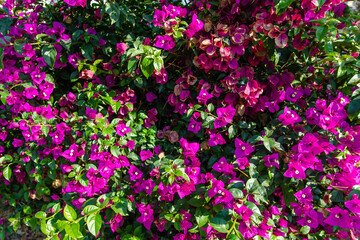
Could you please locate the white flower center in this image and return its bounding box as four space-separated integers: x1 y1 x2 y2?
302 194 306 198
295 170 299 174
242 146 246 150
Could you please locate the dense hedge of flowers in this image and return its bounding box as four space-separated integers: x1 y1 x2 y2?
0 0 360 239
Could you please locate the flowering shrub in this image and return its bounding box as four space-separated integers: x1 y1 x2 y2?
0 0 360 239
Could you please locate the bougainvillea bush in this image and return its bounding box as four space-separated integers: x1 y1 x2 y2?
0 0 360 239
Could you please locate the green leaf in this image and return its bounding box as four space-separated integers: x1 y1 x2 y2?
207 103 214 112
275 0 295 14
35 211 46 219
153 56 163 71
42 45 57 68
315 26 328 42
281 184 296 207
195 208 210 227
300 225 310 234
348 98 360 120
0 47 4 69
104 2 120 25
0 17 12 36
128 57 138 73
14 39 25 55
228 125 237 139
229 188 244 199
64 205 77 221
209 217 229 233
41 222 52 235
83 205 99 215
263 136 276 152
111 198 128 215
80 44 94 61
3 166 11 181
188 198 205 207
324 41 333 54
41 125 50 136
65 223 83 239
125 102 134 111
87 214 102 237
349 74 360 85
110 146 121 158
317 0 326 9
140 56 154 79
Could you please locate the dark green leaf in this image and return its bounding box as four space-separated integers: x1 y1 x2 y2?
110 146 121 158
80 44 94 61
0 47 4 69
228 125 237 139
348 98 360 120
128 58 137 73
195 208 210 227
315 26 328 42
188 198 205 207
42 45 57 67
275 0 295 14
209 217 229 233
281 184 296 207
140 56 154 79
0 17 12 36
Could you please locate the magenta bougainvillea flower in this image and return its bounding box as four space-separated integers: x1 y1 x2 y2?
179 138 199 159
62 144 84 162
30 68 46 85
116 123 131 137
263 153 279 169
153 35 175 50
278 106 302 126
284 162 306 179
110 214 124 232
235 138 254 158
345 194 360 214
214 105 236 128
128 165 143 181
294 187 313 203
187 117 202 133
297 209 320 229
208 133 226 147
136 203 154 230
236 157 250 170
140 150 154 161
324 206 352 229
196 89 213 105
